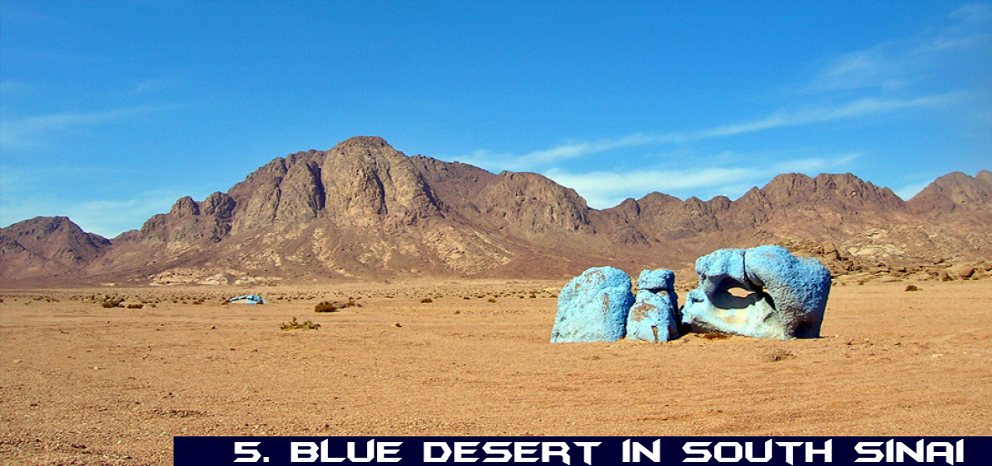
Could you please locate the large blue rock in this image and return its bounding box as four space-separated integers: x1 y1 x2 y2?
681 245 831 340
636 269 676 293
551 266 634 343
626 269 680 342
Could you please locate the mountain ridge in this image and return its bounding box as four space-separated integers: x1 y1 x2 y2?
2 136 989 286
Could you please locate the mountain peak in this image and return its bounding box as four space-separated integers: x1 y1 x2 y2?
0 216 110 279
757 172 904 212
169 196 200 218
909 170 992 215
1 137 989 284
335 135 392 150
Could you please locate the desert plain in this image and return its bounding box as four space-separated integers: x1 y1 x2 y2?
1 276 991 465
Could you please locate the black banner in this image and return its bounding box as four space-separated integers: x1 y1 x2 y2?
174 436 988 465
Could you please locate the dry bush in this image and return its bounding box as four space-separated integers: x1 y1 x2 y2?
314 301 338 313
314 298 360 313
280 317 320 331
420 298 433 303
763 349 796 363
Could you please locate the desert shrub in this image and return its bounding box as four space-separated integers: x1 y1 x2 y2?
314 301 338 313
529 293 537 299
420 298 433 304
314 298 360 312
487 298 497 303
279 317 320 331
763 349 796 363
127 304 144 309
904 284 920 292
101 299 123 308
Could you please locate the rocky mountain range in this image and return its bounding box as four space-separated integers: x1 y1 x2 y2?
2 136 990 286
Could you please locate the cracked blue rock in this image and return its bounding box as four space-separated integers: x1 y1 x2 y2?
681 245 831 340
627 269 680 342
551 266 634 343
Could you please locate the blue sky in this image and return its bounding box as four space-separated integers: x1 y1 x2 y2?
1 0 990 238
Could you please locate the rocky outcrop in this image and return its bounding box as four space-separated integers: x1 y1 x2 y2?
137 194 234 245
681 246 831 340
909 170 992 216
219 137 444 233
319 136 442 227
0 216 109 266
1 136 989 285
551 267 634 343
554 246 830 343
477 172 594 238
226 151 322 231
0 216 110 281
626 269 680 342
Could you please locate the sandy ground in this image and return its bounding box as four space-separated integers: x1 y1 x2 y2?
1 278 990 465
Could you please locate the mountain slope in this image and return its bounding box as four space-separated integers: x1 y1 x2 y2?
1 137 989 285
0 216 111 281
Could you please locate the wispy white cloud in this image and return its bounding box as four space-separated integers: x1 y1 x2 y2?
457 94 951 173
457 134 667 172
542 152 864 209
0 165 128 197
0 104 177 149
523 134 663 165
0 186 192 238
131 76 185 95
0 164 197 236
544 166 755 209
804 42 906 94
950 2 992 25
455 2 983 186
69 193 182 237
0 80 32 97
803 3 991 95
704 94 962 138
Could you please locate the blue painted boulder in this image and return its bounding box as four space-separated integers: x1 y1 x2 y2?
627 269 680 342
551 266 634 343
681 245 831 340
